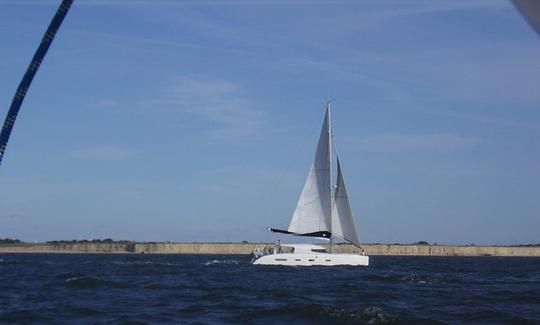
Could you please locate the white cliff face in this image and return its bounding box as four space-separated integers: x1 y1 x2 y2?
0 243 538 256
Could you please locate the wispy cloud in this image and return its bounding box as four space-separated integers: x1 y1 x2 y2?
423 108 538 130
193 164 301 194
0 213 31 221
95 99 120 109
410 46 540 103
368 0 510 18
69 147 141 161
1 0 512 8
358 134 481 154
141 76 265 140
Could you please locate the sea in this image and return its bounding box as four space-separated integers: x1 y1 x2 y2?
0 254 539 324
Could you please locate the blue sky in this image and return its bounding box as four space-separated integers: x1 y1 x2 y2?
0 0 539 244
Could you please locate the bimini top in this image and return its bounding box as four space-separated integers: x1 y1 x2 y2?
282 244 328 254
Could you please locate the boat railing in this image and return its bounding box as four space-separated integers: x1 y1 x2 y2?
250 245 277 262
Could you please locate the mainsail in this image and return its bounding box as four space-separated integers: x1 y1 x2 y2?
288 107 332 234
331 158 361 247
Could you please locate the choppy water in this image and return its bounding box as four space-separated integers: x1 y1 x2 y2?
0 254 539 324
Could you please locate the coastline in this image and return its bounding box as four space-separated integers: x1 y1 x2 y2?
1 242 539 256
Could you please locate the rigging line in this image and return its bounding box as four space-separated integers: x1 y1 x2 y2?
0 0 74 167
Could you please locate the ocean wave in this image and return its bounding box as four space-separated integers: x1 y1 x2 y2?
62 305 102 316
400 274 446 285
484 289 540 304
111 260 179 266
204 259 240 266
318 306 398 323
56 271 85 280
235 304 400 324
0 310 54 323
64 276 131 289
2 254 539 323
361 274 399 282
361 273 448 285
143 283 199 290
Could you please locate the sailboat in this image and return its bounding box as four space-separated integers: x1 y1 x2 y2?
252 102 369 266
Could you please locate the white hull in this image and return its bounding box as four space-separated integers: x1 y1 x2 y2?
252 252 369 266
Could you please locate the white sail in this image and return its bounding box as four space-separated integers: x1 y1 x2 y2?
288 107 332 234
331 157 361 247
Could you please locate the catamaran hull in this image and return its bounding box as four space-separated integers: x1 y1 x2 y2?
252 253 369 266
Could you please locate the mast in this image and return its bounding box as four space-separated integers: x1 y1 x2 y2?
327 101 333 253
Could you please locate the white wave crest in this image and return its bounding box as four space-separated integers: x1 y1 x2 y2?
111 260 178 266
204 259 240 266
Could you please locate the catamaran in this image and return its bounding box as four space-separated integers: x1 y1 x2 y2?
252 102 369 266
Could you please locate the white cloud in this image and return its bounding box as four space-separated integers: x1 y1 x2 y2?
368 0 510 18
359 134 481 154
5 0 511 9
95 99 119 109
190 164 302 194
69 147 140 160
424 109 538 130
141 76 265 140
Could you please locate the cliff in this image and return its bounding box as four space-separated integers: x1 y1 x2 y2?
0 242 539 256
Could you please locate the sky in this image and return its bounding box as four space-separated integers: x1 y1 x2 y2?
0 0 539 245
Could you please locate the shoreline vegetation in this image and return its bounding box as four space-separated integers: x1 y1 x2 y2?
0 239 539 256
